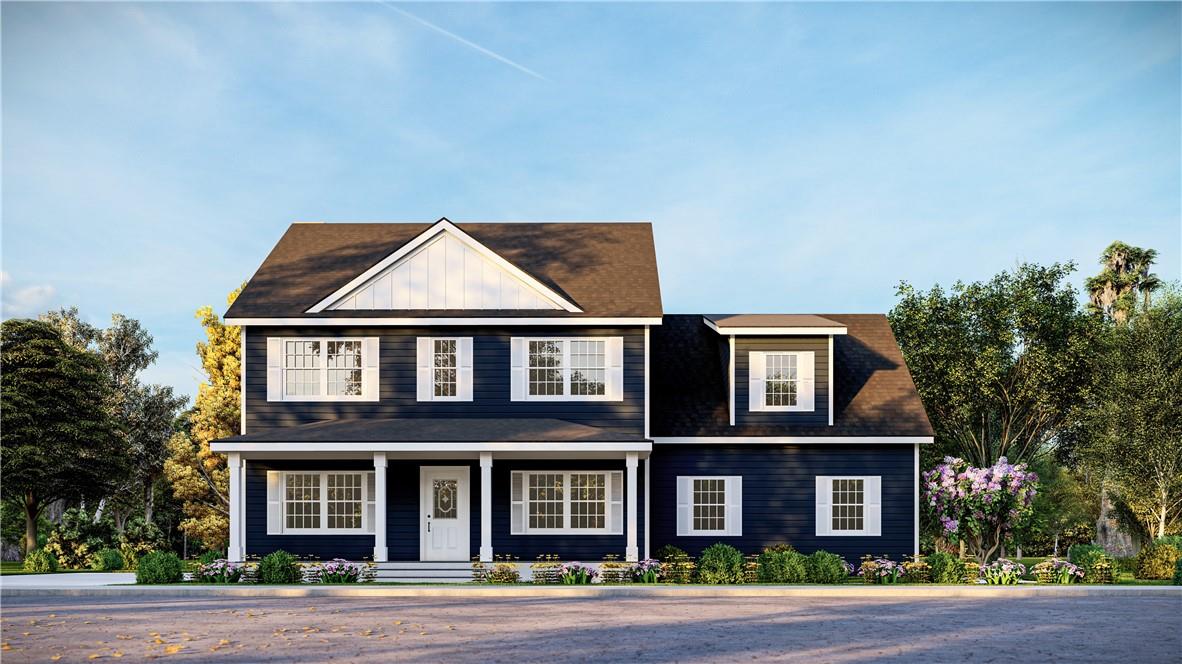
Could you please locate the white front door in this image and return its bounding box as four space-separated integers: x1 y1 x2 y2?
420 466 470 561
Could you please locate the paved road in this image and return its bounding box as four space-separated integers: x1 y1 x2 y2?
2 594 1179 662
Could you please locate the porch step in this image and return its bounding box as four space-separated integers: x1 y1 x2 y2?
373 561 475 583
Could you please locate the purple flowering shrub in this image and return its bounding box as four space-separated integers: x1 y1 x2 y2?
982 558 1026 585
1032 558 1084 584
559 561 598 584
195 559 244 584
922 456 1038 565
630 559 661 583
303 558 369 584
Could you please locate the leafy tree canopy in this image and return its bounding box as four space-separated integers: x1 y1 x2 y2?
891 262 1100 467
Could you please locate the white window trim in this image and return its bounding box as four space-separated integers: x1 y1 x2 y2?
511 470 623 535
278 470 375 535
677 475 743 537
815 475 881 537
750 350 815 413
274 337 377 402
417 337 473 402
516 337 619 402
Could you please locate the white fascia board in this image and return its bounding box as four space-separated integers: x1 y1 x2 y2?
306 219 581 313
211 441 654 453
652 436 934 445
225 317 663 327
702 318 847 336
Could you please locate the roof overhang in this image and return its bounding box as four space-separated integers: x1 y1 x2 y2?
211 441 653 453
225 316 664 326
652 436 933 445
703 314 847 336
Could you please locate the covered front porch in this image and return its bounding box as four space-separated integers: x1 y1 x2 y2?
212 420 652 565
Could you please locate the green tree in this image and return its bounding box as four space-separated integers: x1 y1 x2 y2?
0 319 126 553
164 286 242 550
891 263 1099 467
125 385 188 524
1085 241 1161 323
1024 461 1096 557
1080 288 1182 538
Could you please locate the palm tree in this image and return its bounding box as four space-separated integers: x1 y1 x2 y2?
1085 241 1160 323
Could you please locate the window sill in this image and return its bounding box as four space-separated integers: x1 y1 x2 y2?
276 529 375 536
515 529 623 536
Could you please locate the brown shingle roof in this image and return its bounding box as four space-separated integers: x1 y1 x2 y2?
704 314 846 329
650 314 933 437
225 220 662 319
217 418 646 444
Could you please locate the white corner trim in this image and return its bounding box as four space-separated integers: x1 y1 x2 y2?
703 317 847 336
306 219 582 314
652 436 934 445
914 442 920 556
644 325 651 439
240 326 246 435
211 441 654 453
728 335 735 427
225 316 664 327
828 334 834 427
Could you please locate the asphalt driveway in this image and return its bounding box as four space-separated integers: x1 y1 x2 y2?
2 593 1179 662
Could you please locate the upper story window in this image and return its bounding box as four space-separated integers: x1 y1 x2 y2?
416 337 473 401
815 476 881 537
510 337 623 402
676 476 742 536
748 350 815 412
266 337 379 402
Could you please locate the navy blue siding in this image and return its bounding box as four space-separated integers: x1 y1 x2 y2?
246 459 643 561
734 336 830 427
648 444 914 560
244 326 645 434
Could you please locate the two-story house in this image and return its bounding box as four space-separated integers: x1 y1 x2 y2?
211 218 932 578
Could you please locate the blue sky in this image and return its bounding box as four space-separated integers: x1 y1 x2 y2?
3 2 1179 400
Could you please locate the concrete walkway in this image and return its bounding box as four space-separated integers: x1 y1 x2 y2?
0 572 135 588
2 592 1180 662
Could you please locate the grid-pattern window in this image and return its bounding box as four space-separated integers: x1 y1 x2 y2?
765 353 798 407
570 340 606 396
326 473 363 529
285 473 321 529
433 339 458 397
693 478 727 532
284 341 322 396
569 473 607 529
326 341 363 396
528 341 564 396
527 473 565 529
831 478 865 532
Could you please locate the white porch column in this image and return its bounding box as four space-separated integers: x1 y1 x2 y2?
480 452 493 562
625 452 639 562
227 452 243 562
373 452 388 562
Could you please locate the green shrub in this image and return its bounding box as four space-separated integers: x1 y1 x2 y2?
1067 543 1104 565
43 508 116 569
1155 535 1182 550
257 550 302 584
926 552 963 584
1172 557 1182 586
135 551 183 584
656 545 690 562
198 550 222 565
23 549 58 573
806 551 848 584
757 548 808 583
1136 542 1182 580
89 548 125 571
696 543 745 584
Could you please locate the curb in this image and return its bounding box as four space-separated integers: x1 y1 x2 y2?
3 584 1179 599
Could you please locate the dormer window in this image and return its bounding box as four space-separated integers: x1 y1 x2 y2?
749 351 815 412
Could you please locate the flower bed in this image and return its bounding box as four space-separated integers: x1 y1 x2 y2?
194 559 245 584
302 559 374 584
982 558 1026 585
1032 558 1084 584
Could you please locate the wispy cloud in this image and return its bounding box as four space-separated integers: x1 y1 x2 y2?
374 1 547 81
0 271 56 318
